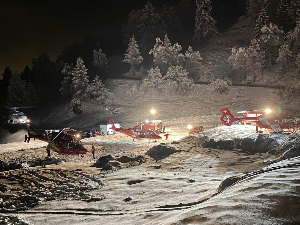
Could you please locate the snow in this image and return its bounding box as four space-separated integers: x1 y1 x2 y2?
1 81 300 225
1 124 300 225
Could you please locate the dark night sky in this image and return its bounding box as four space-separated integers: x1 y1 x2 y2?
0 0 242 73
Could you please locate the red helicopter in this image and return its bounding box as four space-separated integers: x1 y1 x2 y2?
25 128 88 155
220 108 300 133
109 120 162 139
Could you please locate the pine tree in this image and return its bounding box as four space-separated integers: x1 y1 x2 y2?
289 0 300 23
139 2 166 50
71 57 89 114
286 20 300 57
228 39 264 82
1 67 12 92
183 46 203 78
193 0 218 42
31 52 61 103
258 23 285 67
140 67 164 93
6 74 27 107
6 74 38 107
277 0 293 32
276 44 293 76
163 65 194 94
253 6 269 38
60 63 74 97
149 34 183 74
87 75 110 104
20 66 33 83
161 5 184 43
208 77 232 94
184 46 203 66
246 0 264 25
26 81 39 106
92 48 108 68
123 36 144 76
123 1 166 51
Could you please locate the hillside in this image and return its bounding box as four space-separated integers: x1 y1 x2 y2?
31 78 281 137
28 19 283 134
197 19 253 81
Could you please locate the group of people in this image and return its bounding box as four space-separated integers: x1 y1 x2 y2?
89 130 100 137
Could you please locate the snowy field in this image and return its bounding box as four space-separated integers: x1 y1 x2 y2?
1 82 300 224
1 124 300 225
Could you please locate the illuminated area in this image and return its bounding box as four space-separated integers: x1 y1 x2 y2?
265 108 272 114
187 124 193 129
150 109 156 115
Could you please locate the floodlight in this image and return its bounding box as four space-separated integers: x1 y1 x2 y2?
265 108 272 114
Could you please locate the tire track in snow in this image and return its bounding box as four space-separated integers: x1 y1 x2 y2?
13 157 300 217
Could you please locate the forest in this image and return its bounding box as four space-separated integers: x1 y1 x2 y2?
0 0 300 117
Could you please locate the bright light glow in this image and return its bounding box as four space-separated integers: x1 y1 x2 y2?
145 119 149 123
265 108 272 114
150 109 156 115
188 125 193 129
76 134 80 138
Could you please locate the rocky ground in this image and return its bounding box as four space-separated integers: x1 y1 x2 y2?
1 130 299 224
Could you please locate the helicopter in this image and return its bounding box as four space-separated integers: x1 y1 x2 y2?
2 106 32 124
220 108 300 133
109 120 162 140
1 106 33 133
25 128 89 156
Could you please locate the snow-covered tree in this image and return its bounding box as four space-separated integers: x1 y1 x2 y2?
258 23 285 68
60 63 74 97
276 44 293 76
193 0 218 42
208 77 232 95
228 39 264 82
149 35 203 78
149 34 183 74
92 48 108 68
140 67 164 93
286 21 300 57
253 7 269 38
6 74 39 107
163 65 194 95
7 74 27 107
123 2 166 50
182 46 203 79
123 36 144 76
139 2 166 49
71 57 89 114
87 75 110 104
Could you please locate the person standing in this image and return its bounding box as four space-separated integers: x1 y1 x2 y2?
91 144 96 159
46 146 51 157
164 133 169 140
